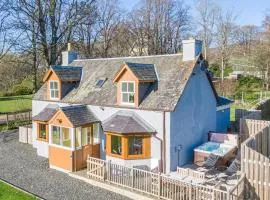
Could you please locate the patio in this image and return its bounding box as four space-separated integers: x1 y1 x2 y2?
167 163 243 192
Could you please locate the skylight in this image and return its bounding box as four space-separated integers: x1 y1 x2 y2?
95 78 107 88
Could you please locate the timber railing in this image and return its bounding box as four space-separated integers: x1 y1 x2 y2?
87 156 242 200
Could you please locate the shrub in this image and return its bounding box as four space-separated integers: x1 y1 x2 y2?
12 85 32 95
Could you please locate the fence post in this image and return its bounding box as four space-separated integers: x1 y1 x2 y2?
158 172 161 199
189 184 192 200
28 111 31 124
6 113 8 128
107 160 111 182
227 187 231 200
131 166 134 189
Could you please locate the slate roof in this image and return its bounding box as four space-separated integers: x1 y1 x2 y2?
60 105 99 127
124 62 158 81
51 65 82 81
217 96 234 107
34 54 197 111
32 104 59 122
103 111 155 134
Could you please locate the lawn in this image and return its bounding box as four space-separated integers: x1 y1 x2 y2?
0 95 32 113
0 181 36 200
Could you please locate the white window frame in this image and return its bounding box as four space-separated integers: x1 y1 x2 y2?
120 81 135 105
49 80 60 100
49 125 72 150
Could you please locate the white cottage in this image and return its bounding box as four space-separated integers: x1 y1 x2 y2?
31 39 230 173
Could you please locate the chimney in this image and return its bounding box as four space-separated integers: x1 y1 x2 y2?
62 43 78 66
182 39 202 61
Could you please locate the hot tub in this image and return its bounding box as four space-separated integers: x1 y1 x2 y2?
194 142 236 166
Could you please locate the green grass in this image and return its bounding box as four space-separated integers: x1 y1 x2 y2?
0 181 36 200
0 95 32 113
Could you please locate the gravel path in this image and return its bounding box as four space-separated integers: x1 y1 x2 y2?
0 130 130 200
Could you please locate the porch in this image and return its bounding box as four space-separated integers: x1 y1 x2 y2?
33 105 101 172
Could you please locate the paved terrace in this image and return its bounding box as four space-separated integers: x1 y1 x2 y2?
0 130 130 200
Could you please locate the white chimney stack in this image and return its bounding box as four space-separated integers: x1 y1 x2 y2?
62 43 78 66
182 39 202 61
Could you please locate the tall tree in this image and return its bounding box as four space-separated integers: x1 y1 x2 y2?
195 0 218 59
127 0 190 55
215 9 237 81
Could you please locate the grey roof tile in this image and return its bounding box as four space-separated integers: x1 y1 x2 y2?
32 104 59 122
103 111 155 134
34 54 196 111
60 105 99 127
125 62 157 81
51 65 82 81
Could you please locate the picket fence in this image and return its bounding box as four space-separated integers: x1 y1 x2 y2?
87 156 244 200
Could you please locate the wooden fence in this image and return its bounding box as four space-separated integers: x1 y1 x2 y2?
241 121 270 200
87 156 243 200
239 119 270 143
0 110 32 126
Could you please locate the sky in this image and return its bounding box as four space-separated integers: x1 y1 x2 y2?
120 0 269 27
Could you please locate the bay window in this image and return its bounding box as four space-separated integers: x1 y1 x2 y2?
106 133 151 159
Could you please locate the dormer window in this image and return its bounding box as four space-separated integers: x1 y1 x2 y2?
113 62 157 107
121 81 135 105
49 81 59 99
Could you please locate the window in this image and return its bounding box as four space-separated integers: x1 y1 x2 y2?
38 124 47 140
93 123 100 144
75 127 82 148
111 135 122 155
128 136 143 155
82 127 91 146
95 78 107 88
121 82 135 104
52 126 60 145
51 126 71 148
62 127 71 148
50 81 59 99
106 133 151 159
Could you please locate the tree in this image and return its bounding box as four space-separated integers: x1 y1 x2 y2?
127 0 190 55
253 13 270 90
234 25 258 56
195 0 218 59
215 8 237 81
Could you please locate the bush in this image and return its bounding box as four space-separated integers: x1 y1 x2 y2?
236 76 262 91
12 85 32 95
209 62 233 77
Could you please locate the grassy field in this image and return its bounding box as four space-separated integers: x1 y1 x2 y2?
0 95 32 113
0 181 36 200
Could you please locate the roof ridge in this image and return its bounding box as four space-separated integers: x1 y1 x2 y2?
74 53 182 62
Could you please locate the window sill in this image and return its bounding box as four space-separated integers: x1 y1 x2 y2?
37 138 48 142
106 152 151 160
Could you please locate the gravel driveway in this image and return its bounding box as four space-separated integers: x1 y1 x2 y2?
0 130 130 200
